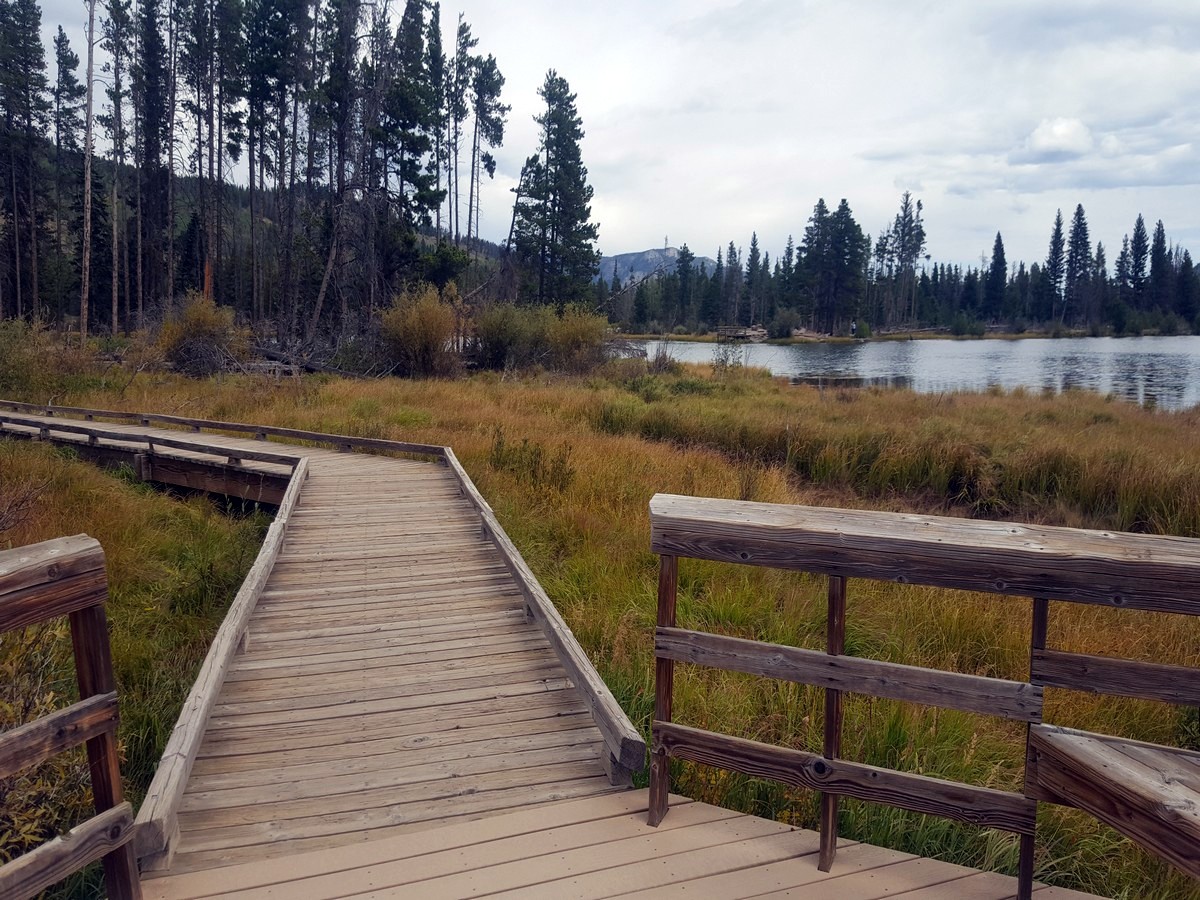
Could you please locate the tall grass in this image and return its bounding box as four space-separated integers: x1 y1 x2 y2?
5 358 1200 897
0 441 264 895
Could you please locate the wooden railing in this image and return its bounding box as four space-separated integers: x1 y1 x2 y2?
0 401 647 863
647 493 1200 898
0 537 141 900
0 400 445 459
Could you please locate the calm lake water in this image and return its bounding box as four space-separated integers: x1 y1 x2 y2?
639 335 1200 411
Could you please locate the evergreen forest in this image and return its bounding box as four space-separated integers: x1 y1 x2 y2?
0 0 1196 350
0 0 599 348
615 196 1200 339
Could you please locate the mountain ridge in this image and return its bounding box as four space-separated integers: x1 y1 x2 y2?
598 247 719 284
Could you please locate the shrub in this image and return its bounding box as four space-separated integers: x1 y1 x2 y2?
380 283 460 377
473 303 608 373
473 303 555 370
158 293 249 376
546 304 609 373
0 321 100 396
768 309 803 339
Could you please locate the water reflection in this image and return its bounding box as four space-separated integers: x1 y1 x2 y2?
790 374 915 391
640 336 1200 411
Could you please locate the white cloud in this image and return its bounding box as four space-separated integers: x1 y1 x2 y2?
1019 118 1095 162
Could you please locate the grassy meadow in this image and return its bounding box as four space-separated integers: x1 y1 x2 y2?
3 334 1199 898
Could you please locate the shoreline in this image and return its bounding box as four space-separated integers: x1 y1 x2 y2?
619 329 1190 345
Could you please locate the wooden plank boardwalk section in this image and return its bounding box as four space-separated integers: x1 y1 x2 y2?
138 791 1100 900
160 450 623 873
0 403 1121 899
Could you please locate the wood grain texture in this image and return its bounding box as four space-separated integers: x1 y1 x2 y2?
0 400 445 458
654 721 1036 834
0 535 106 632
134 458 310 859
0 803 135 900
1032 649 1200 706
139 791 1099 900
69 603 141 899
650 493 1200 614
819 574 846 871
1029 724 1200 879
0 414 300 468
0 692 118 779
649 554 679 826
655 627 1044 721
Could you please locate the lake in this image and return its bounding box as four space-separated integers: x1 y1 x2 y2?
638 335 1200 411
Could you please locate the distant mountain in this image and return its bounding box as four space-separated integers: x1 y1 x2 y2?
598 247 719 285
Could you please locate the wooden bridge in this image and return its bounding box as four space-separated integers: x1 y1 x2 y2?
1 401 1194 898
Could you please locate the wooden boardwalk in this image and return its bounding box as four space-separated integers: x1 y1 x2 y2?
142 791 1099 900
0 405 1113 898
161 450 620 873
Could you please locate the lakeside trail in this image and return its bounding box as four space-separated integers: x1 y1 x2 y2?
4 364 1200 897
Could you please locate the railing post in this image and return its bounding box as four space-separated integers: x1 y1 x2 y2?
1018 597 1049 900
819 574 847 871
69 604 141 900
648 553 678 826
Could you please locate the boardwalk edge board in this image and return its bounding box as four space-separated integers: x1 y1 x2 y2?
133 456 310 864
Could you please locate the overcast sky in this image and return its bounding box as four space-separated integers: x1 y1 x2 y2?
42 0 1200 270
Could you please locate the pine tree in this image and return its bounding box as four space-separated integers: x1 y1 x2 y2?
133 0 168 320
50 26 86 321
888 190 926 323
447 13 476 244
102 0 133 332
0 0 51 319
80 0 98 336
801 198 830 326
743 232 761 326
1176 250 1197 325
1149 219 1171 312
721 240 740 323
984 231 1006 321
1091 242 1108 327
1064 203 1091 324
425 2 446 237
1115 235 1132 307
510 70 599 308
466 54 507 245
1044 209 1065 322
1130 214 1149 305
676 243 694 323
804 198 866 333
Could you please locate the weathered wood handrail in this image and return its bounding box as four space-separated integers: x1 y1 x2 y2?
647 493 1200 898
0 399 445 459
0 413 302 469
0 537 141 900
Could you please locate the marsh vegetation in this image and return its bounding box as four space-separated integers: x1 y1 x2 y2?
3 338 1199 898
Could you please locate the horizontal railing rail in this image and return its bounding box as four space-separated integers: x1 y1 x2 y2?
0 412 303 469
0 536 140 900
0 399 445 459
647 492 1200 899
